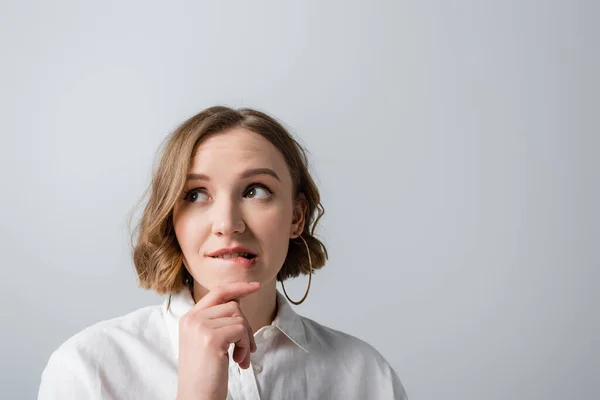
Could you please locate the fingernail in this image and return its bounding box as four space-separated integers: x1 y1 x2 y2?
249 281 259 286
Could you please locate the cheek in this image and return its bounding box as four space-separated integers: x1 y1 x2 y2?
173 210 204 252
250 206 293 255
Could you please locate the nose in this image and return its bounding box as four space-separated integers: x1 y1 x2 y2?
211 197 246 236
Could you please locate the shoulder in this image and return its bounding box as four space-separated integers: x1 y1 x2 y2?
301 315 386 363
300 316 409 399
51 304 165 361
38 304 167 398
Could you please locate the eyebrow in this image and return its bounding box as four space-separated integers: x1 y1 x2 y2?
186 168 281 182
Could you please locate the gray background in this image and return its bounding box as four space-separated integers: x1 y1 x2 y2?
1 0 598 399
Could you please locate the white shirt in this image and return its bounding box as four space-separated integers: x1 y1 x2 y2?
38 288 408 400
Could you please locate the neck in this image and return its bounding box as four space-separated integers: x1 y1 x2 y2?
192 278 278 334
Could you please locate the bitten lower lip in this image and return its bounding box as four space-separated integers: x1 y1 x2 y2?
210 256 259 269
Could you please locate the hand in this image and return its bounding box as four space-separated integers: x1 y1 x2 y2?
176 281 261 400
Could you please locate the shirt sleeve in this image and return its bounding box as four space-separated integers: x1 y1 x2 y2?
389 364 409 400
367 343 408 400
37 349 96 400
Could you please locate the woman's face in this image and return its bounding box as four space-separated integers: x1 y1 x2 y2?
172 127 306 291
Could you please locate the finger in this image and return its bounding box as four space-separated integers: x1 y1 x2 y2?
202 301 240 319
205 316 256 362
217 324 251 366
236 325 256 366
205 316 245 329
233 340 253 369
239 346 252 369
250 332 257 353
196 282 261 309
205 314 256 353
233 343 249 368
200 301 257 352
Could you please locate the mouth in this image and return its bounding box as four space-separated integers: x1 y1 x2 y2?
210 252 257 260
209 252 259 268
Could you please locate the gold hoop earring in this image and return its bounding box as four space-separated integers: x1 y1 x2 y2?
281 234 312 305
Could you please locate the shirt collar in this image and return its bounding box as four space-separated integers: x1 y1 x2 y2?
163 287 310 359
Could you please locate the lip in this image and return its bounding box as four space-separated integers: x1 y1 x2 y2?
206 246 257 257
211 255 259 269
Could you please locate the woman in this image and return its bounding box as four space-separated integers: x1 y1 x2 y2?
38 106 408 399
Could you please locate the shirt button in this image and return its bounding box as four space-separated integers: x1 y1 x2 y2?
252 364 263 374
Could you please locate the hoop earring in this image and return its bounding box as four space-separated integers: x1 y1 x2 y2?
281 234 312 305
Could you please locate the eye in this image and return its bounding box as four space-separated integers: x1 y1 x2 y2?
183 188 209 203
245 184 272 199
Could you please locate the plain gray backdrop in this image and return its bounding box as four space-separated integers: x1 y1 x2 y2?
1 0 598 399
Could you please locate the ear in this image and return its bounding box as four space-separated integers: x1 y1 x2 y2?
290 193 308 239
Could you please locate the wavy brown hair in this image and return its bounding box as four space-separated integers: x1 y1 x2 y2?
127 106 328 295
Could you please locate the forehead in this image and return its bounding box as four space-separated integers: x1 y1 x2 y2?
190 128 291 183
